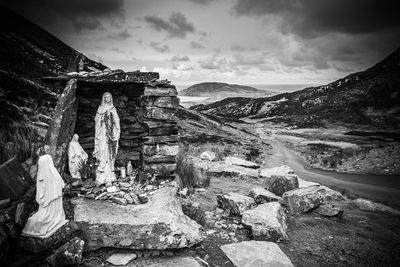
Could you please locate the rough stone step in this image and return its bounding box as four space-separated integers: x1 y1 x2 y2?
71 182 203 251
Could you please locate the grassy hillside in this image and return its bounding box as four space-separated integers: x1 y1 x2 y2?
193 48 400 129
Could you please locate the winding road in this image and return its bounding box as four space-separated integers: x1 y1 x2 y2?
257 128 400 207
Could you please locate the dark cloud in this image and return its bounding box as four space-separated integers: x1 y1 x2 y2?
188 0 215 5
171 55 190 61
73 17 105 32
107 28 132 40
150 42 170 53
145 12 195 38
190 41 205 49
2 0 125 32
233 0 400 72
233 0 400 37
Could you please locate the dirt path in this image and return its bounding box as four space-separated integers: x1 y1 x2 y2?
256 127 400 207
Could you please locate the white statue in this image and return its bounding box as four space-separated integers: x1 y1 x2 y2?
22 154 68 238
68 134 88 179
93 92 120 185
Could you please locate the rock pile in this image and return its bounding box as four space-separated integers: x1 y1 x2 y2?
69 173 172 207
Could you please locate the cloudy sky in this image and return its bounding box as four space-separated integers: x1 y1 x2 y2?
2 0 400 86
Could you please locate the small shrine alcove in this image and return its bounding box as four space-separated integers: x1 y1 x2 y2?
41 70 180 180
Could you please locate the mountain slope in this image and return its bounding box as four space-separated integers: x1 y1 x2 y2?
0 6 108 163
193 48 400 129
180 82 275 97
0 6 109 126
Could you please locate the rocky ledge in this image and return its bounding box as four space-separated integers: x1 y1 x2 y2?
71 182 203 251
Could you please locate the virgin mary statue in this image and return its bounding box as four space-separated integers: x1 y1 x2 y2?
93 92 120 185
22 154 68 238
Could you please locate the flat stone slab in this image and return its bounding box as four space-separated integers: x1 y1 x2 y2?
225 156 260 169
220 241 294 267
72 183 203 251
107 253 137 266
241 202 287 241
140 256 202 267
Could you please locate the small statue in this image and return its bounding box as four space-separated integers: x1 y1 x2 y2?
68 134 88 179
126 161 133 176
93 92 120 185
22 153 68 238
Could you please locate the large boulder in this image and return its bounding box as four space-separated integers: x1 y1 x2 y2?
220 241 294 267
225 157 260 169
298 178 345 201
241 202 287 241
248 187 282 204
217 192 256 216
177 156 260 188
71 182 203 251
261 166 299 196
283 185 326 214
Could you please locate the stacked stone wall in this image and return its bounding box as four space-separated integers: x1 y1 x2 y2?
141 85 180 177
74 81 180 177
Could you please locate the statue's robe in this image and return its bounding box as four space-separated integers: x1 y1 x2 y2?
22 154 68 238
93 94 120 185
68 136 88 179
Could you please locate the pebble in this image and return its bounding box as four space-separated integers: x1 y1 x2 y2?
106 186 118 193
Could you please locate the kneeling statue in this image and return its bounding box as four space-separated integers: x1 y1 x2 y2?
22 153 68 238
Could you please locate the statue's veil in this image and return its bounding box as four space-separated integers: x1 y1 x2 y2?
98 92 114 114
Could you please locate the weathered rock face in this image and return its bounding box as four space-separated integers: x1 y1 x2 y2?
261 166 299 196
19 222 82 254
225 157 260 169
46 237 85 267
248 187 282 204
217 192 256 216
283 185 326 214
141 86 180 177
71 183 203 251
220 241 294 267
45 79 78 173
241 202 287 241
298 178 345 201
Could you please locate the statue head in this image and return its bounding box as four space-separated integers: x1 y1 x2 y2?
101 92 113 106
72 134 79 142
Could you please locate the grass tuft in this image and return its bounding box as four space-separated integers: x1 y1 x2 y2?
0 122 43 164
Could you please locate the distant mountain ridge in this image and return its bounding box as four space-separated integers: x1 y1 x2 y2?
193 47 400 129
180 82 275 97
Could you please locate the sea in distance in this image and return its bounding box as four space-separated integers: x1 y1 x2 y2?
176 84 320 107
176 84 320 93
